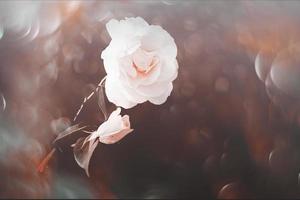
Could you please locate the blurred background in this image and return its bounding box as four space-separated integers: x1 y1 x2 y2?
1 0 300 198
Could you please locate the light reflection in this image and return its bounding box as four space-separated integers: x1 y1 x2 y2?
270 45 300 98
1 93 6 112
218 182 245 199
0 1 40 32
255 50 275 82
38 3 61 37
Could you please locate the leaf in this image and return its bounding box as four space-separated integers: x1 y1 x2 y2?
73 135 99 177
53 124 88 145
97 86 108 120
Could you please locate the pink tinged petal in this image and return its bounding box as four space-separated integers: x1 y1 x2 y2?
132 48 154 71
98 113 133 144
73 136 99 177
99 128 133 144
138 58 162 86
127 58 162 87
97 117 123 138
148 83 173 105
119 56 137 78
101 109 129 137
105 76 137 109
121 115 131 128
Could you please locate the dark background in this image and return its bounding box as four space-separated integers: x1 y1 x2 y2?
1 1 300 199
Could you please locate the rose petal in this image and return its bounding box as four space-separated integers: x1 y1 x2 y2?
121 57 161 88
99 115 123 136
106 19 120 39
125 37 141 55
109 107 121 118
101 41 122 76
119 55 137 78
132 48 154 71
90 108 124 140
121 84 147 104
158 59 178 82
141 25 177 59
159 38 177 60
121 115 131 128
138 58 162 86
136 81 171 97
100 112 131 138
91 110 133 144
107 74 147 105
148 83 173 105
105 76 137 109
99 128 133 144
120 17 149 38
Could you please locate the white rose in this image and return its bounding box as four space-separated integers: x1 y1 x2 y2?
89 107 133 144
101 17 178 109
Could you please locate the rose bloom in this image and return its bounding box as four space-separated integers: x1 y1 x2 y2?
101 17 178 109
89 107 133 144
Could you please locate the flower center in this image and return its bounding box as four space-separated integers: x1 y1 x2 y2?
132 48 157 74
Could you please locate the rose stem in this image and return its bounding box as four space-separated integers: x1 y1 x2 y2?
37 76 107 173
73 76 107 121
